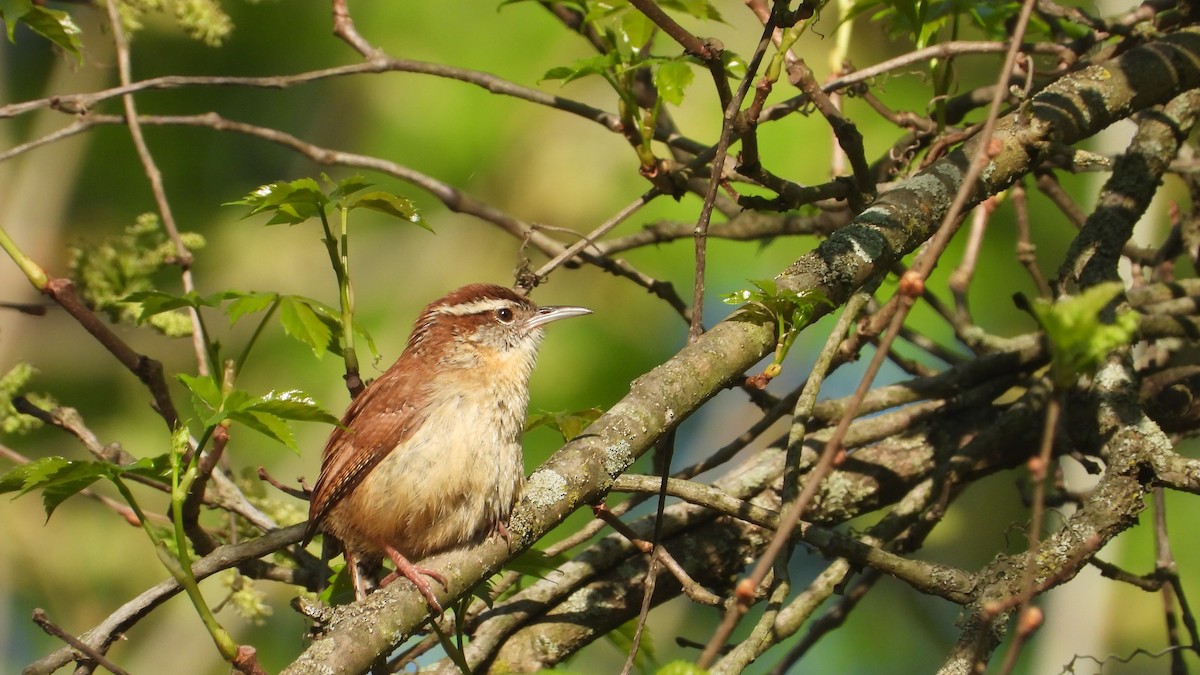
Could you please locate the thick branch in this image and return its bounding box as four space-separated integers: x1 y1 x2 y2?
285 29 1200 672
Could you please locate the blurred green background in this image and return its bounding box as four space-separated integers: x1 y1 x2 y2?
0 1 1193 673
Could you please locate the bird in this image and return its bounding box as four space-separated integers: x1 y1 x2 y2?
302 283 591 613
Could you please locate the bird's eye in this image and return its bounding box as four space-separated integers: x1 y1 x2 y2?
496 307 515 323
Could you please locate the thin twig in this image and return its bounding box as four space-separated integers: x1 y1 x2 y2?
104 0 209 377
31 609 131 675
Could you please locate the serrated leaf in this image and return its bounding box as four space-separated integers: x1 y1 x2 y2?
225 291 279 325
177 373 223 415
10 5 82 61
226 178 329 225
40 461 108 518
120 454 173 483
229 410 298 451
346 191 427 228
1029 282 1140 388
0 457 110 519
240 390 340 426
123 290 208 321
542 53 619 84
279 296 336 358
329 175 373 201
0 456 71 494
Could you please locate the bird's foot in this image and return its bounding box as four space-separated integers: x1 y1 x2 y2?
494 519 512 549
380 546 448 615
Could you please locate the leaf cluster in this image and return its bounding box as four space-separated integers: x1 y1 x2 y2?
227 175 423 228
1028 282 1140 390
723 279 830 379
71 213 206 338
0 453 170 520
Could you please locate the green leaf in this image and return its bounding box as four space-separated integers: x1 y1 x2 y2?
121 454 173 483
0 456 71 494
346 191 427 228
654 59 694 106
659 0 723 21
19 6 82 59
240 390 340 426
39 461 107 518
525 407 603 441
279 296 336 358
226 178 329 226
177 373 223 417
329 174 373 201
542 53 620 84
318 562 356 605
1029 282 1140 388
123 290 210 321
1 2 82 61
506 548 571 579
606 617 657 671
224 291 279 325
0 457 108 519
618 9 655 53
228 410 298 451
0 0 33 42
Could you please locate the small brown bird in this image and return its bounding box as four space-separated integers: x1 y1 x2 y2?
303 283 591 612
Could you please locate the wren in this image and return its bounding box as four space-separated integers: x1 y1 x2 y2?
302 283 591 612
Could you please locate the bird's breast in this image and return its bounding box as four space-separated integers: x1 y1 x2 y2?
329 368 530 559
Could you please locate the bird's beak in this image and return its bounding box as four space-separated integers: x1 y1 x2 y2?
525 305 592 331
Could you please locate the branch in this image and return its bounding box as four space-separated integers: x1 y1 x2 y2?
286 28 1200 671
25 524 307 674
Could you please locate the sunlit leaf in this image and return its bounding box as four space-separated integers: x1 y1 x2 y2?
123 290 212 321
542 53 620 84
2 3 83 61
346 191 427 228
224 291 279 326
240 390 340 426
226 178 329 225
318 562 356 605
1028 282 1140 388
654 59 693 106
40 461 107 518
660 0 723 21
228 409 297 451
329 174 373 201
279 296 336 358
177 373 223 416
0 456 71 494
1 0 34 42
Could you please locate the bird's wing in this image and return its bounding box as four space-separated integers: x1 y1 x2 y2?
303 366 428 544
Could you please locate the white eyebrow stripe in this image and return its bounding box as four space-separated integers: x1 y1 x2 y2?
434 298 513 316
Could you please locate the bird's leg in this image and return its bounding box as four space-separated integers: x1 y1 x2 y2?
346 549 373 601
379 546 448 615
493 519 512 549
